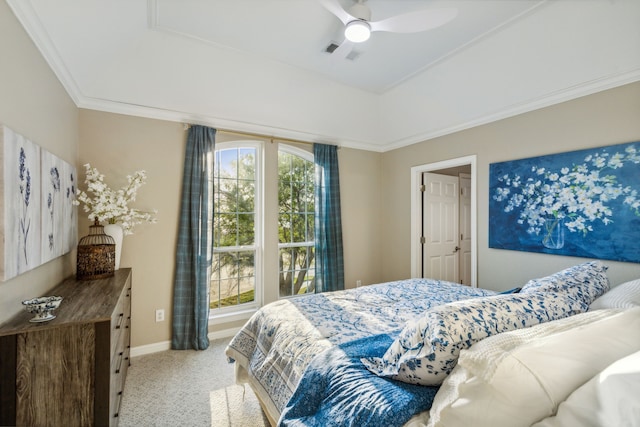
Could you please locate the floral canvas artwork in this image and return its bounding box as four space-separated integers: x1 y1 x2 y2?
1 125 77 281
40 150 77 263
489 141 640 263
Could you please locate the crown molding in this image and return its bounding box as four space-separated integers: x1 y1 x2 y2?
77 96 385 152
383 68 640 152
9 0 640 154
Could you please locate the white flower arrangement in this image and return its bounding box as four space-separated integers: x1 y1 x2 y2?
493 144 640 242
74 163 157 235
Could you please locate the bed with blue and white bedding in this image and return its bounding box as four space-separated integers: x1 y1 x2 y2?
225 261 611 427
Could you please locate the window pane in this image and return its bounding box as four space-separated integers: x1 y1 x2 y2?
211 250 255 309
278 246 315 297
214 213 237 247
307 213 315 241
291 213 306 242
279 213 292 244
291 156 306 180
238 181 254 212
212 145 257 312
279 181 292 213
278 147 315 299
238 148 255 180
218 149 237 178
217 178 237 212
237 214 255 245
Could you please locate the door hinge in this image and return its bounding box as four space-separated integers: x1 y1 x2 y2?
420 236 426 244
419 184 426 192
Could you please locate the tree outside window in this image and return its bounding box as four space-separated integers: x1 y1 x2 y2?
210 143 315 312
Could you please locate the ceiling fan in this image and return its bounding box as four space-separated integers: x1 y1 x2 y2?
319 0 457 58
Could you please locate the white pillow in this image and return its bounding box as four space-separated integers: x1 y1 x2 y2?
427 308 640 427
532 349 640 427
590 278 640 310
361 291 588 386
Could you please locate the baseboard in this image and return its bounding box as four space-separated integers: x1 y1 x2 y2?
130 326 242 357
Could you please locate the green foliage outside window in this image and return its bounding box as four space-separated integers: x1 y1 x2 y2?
211 146 315 311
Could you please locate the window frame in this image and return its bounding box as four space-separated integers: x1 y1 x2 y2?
277 144 315 299
209 140 263 321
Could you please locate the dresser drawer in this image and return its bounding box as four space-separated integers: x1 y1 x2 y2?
110 283 131 360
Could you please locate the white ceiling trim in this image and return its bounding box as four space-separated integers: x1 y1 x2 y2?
384 67 640 152
76 65 640 153
77 95 380 152
8 0 640 153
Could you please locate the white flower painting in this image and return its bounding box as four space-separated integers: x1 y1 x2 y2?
489 141 640 263
1 125 77 281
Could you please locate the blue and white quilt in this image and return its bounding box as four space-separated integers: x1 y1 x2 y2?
225 278 496 425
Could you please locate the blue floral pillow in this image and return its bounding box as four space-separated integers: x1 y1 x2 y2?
361 292 589 386
520 261 610 303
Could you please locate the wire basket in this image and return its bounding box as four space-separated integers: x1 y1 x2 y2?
76 218 116 280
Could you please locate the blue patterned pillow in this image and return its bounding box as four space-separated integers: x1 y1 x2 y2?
520 261 610 303
361 292 589 386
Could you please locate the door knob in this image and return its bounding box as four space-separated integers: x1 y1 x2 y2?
453 246 461 253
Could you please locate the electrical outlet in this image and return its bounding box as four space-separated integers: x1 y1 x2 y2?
155 309 165 322
356 280 362 288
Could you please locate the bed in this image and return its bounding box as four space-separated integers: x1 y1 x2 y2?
225 261 640 426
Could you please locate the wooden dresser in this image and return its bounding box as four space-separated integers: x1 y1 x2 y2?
0 268 132 427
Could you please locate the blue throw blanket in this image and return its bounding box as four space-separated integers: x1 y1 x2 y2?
279 334 439 427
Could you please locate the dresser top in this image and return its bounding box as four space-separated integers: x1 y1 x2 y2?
0 268 131 336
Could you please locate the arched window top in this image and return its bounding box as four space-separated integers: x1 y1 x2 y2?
279 143 313 163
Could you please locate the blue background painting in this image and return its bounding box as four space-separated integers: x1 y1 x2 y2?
489 141 640 263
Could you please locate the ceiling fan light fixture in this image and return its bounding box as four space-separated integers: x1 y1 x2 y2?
344 20 370 43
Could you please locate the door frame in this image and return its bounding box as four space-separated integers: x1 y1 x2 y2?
410 155 477 287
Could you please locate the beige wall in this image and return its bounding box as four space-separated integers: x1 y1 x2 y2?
4 0 639 347
78 110 383 347
381 81 640 290
0 2 79 324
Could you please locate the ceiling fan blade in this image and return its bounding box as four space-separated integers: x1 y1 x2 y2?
330 39 354 60
317 0 355 25
370 8 457 33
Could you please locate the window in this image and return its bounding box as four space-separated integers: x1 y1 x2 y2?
210 141 314 317
211 143 260 312
278 146 315 297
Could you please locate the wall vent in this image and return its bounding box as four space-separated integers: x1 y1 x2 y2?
324 42 340 54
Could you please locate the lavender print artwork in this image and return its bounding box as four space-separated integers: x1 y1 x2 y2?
1 125 77 281
1 125 42 280
62 161 78 254
41 150 65 263
489 141 640 263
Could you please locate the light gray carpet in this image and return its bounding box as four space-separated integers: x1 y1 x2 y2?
118 337 271 427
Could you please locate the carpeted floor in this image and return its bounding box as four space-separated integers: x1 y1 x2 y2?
118 337 271 427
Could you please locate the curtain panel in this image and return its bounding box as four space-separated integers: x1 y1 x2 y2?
313 143 345 293
171 125 216 350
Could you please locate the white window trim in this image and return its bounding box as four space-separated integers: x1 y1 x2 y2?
209 140 263 320
277 144 315 299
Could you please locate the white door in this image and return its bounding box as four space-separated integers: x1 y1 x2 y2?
423 173 459 283
459 175 472 285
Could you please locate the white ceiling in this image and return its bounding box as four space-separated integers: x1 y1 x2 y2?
7 0 640 151
150 0 544 93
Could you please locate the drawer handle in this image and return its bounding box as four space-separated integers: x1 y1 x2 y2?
115 351 124 374
114 393 122 418
115 313 124 329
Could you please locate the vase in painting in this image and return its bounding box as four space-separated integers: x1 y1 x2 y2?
542 217 564 249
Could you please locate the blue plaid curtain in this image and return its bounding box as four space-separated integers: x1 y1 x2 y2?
171 125 216 350
314 143 344 293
